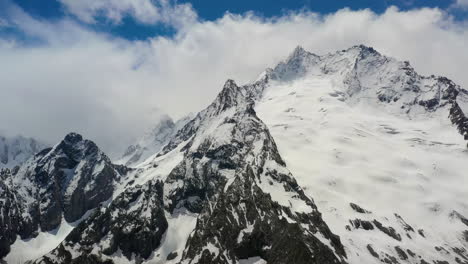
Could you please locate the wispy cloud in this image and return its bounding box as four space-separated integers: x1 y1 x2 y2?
57 0 197 29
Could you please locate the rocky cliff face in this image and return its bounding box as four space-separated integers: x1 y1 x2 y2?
35 180 167 264
0 133 127 259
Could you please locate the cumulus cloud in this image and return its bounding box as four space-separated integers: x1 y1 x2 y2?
1 3 468 157
58 0 197 28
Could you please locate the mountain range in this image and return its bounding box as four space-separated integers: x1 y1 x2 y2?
1 45 467 264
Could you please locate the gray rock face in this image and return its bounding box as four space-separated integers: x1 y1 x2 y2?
35 180 167 264
163 82 345 263
0 133 126 258
0 169 39 258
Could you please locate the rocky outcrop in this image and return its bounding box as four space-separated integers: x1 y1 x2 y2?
0 169 39 258
35 180 167 264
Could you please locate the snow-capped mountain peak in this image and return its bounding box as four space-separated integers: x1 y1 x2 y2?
255 45 468 264
119 114 194 167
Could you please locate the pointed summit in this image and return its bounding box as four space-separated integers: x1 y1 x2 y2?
270 45 320 81
286 45 308 61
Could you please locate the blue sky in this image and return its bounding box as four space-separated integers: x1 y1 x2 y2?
3 0 462 40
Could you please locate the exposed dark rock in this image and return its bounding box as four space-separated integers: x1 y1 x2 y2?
418 98 440 111
452 247 468 262
395 246 408 260
0 170 39 258
35 180 167 263
395 213 414 232
435 246 450 254
418 229 426 238
367 244 379 258
463 231 468 243
349 203 371 214
449 93 468 144
166 251 178 261
373 220 402 241
450 211 468 227
382 253 400 264
349 219 374 230
179 166 346 264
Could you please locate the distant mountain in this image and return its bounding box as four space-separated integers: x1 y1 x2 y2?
0 134 48 169
118 114 193 167
2 45 468 264
0 133 128 262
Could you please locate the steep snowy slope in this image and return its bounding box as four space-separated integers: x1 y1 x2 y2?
118 115 193 167
34 80 347 264
255 46 468 264
0 134 48 169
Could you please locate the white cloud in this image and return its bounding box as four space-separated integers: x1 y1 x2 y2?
1 4 468 156
58 0 197 28
451 0 468 10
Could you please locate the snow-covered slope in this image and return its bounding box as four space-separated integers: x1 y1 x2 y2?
0 134 48 169
255 45 468 264
118 115 193 167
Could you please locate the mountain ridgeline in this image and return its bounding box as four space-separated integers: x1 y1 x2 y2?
1 45 468 264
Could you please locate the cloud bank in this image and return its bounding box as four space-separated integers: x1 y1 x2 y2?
1 3 468 156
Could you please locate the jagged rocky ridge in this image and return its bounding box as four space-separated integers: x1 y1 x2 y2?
34 78 347 264
0 133 127 259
